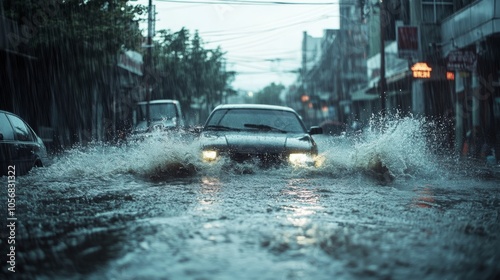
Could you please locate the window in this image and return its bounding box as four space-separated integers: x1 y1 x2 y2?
206 109 306 133
137 103 178 121
0 113 15 141
422 0 453 23
6 114 34 141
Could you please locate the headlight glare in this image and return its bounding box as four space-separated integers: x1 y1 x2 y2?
289 153 313 166
202 150 218 161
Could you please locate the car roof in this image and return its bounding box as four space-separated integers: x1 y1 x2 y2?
212 104 298 113
0 110 21 117
136 99 180 105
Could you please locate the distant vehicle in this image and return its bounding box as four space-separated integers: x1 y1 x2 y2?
0 110 49 176
131 99 185 137
198 104 323 167
319 120 347 136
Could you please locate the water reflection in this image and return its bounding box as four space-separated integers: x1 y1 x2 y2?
196 176 223 208
281 179 323 226
411 185 437 209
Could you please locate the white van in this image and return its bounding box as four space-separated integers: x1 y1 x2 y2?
132 99 185 134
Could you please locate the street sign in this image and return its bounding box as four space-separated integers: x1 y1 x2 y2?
446 50 476 71
411 62 432 79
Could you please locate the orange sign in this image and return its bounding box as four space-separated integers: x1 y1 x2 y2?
446 71 455 80
411 62 432 79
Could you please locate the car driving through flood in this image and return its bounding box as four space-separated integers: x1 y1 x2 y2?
198 104 324 168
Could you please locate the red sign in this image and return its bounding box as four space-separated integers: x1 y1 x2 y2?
446 50 476 71
397 26 419 59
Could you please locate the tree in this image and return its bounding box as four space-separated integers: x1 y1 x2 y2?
152 29 235 123
254 83 285 105
2 0 146 144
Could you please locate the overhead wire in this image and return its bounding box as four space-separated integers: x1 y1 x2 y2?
200 5 328 35
203 15 335 44
154 0 346 6
147 0 341 86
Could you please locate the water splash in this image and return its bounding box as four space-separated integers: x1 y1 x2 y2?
313 113 442 183
31 114 451 183
37 131 201 181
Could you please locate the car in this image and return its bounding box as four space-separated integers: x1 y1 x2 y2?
131 99 185 134
198 104 323 167
129 99 186 141
319 120 347 136
0 110 49 176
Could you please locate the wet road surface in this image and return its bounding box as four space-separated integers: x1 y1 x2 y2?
1 118 499 279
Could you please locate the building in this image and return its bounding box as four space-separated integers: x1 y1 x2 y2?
295 0 499 162
353 0 499 160
295 0 369 128
440 0 500 159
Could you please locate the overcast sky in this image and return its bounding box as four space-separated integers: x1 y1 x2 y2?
135 0 340 92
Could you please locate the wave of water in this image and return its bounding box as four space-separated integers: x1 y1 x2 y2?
30 114 457 183
312 114 445 182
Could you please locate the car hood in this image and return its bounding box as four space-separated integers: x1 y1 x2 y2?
200 131 316 154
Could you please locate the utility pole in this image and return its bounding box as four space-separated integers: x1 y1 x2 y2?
146 0 153 128
379 0 387 118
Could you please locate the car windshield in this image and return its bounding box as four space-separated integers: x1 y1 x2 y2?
205 108 306 133
136 103 178 122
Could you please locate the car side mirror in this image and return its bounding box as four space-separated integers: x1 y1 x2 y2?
0 133 3 140
308 126 323 135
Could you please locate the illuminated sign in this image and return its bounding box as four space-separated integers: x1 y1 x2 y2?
446 71 455 80
411 62 432 79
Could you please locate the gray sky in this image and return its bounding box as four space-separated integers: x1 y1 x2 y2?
136 0 340 92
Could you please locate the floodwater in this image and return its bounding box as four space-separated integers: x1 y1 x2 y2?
1 116 499 279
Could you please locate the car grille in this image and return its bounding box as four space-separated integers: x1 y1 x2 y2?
230 152 286 166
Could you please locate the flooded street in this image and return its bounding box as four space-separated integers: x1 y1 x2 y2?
2 0 500 279
2 118 499 279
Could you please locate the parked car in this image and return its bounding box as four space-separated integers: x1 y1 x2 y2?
198 104 323 167
319 120 347 136
129 99 184 140
131 99 185 133
0 110 49 176
129 99 185 141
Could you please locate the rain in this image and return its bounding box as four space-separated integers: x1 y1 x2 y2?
1 0 500 279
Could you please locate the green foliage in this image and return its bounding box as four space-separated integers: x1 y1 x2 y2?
254 82 285 105
2 0 145 51
2 0 234 132
152 29 235 115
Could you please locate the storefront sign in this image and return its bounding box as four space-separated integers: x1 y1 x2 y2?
411 62 432 79
446 50 476 71
397 26 419 59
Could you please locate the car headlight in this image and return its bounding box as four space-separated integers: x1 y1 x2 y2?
289 153 314 166
202 150 218 162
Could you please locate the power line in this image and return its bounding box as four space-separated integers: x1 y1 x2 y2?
154 0 349 6
201 5 328 35
235 70 299 75
203 15 333 44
